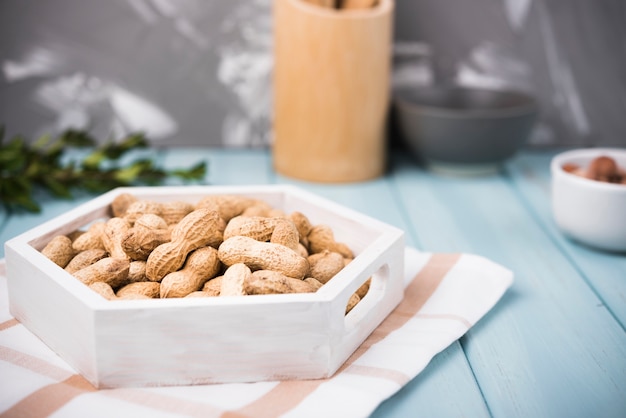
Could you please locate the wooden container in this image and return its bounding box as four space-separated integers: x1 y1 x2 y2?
5 185 404 388
272 0 394 182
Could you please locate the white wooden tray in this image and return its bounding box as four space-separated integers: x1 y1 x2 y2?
5 185 405 388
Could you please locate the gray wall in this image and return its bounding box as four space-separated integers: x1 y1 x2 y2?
394 0 626 148
1 0 625 148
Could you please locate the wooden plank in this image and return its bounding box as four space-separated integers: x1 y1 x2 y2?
390 153 626 418
507 151 626 327
372 346 490 418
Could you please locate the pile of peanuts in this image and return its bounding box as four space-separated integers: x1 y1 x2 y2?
40 194 369 313
563 155 626 185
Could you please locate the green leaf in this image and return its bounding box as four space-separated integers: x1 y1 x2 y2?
171 161 207 180
13 175 34 193
43 176 72 198
82 149 107 168
113 161 151 184
0 154 25 173
60 129 97 147
0 176 30 197
0 128 209 213
32 133 52 150
13 194 41 212
119 133 148 150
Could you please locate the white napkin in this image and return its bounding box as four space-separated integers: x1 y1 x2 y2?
0 248 513 418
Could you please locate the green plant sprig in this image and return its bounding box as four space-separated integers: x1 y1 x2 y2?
0 127 207 213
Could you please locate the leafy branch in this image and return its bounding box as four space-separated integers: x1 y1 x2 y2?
0 127 207 213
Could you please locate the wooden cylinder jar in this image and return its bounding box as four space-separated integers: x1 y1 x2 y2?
272 0 394 183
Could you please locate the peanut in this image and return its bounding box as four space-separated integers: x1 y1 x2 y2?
122 228 168 260
73 257 130 288
218 236 309 279
128 260 148 283
307 250 345 284
123 200 163 225
345 255 371 300
67 230 85 242
185 291 215 298
72 221 106 252
117 293 152 300
159 246 221 298
196 194 256 222
65 248 108 274
146 208 225 282
270 220 300 252
121 215 171 261
224 216 300 252
223 216 282 241
245 270 317 295
169 207 225 249
123 199 193 226
346 293 361 314
220 263 251 296
296 242 309 258
356 278 371 299
89 282 117 300
240 200 273 217
90 282 154 300
41 235 75 268
102 217 131 259
134 213 168 230
307 224 353 258
304 277 324 291
289 211 312 247
159 201 194 225
202 276 223 296
111 193 138 218
117 281 160 299
239 202 286 219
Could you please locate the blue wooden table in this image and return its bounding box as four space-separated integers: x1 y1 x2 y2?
1 148 625 417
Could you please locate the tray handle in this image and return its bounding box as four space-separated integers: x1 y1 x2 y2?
325 239 405 368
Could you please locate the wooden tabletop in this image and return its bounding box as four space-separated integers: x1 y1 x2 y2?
1 148 625 417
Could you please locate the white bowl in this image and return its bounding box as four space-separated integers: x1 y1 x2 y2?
551 148 626 252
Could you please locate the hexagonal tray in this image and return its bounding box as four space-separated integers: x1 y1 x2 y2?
5 185 405 388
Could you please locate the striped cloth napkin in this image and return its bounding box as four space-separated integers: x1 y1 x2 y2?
0 247 513 418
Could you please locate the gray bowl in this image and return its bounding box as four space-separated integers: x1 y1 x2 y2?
393 85 538 175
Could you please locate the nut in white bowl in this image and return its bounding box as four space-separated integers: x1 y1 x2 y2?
551 148 626 252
